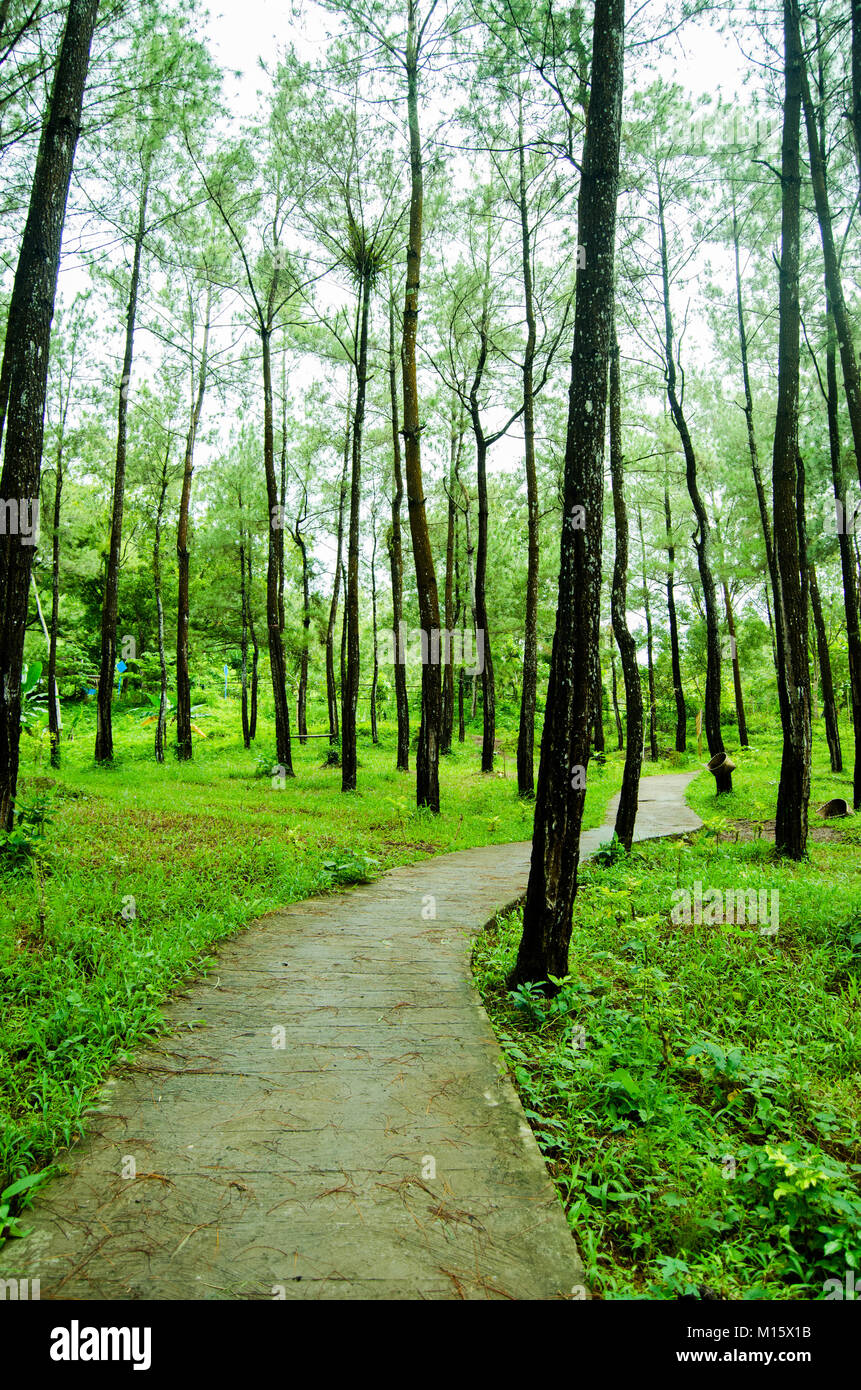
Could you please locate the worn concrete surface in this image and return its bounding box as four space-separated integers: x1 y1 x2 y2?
0 772 701 1301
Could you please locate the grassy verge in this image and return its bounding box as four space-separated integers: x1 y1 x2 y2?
473 727 861 1299
0 697 626 1216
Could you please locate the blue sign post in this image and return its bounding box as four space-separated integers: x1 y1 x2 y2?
116 660 127 695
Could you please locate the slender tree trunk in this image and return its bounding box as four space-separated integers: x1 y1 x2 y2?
402 0 441 812
327 385 350 745
441 396 461 756
471 398 496 774
658 180 727 787
48 443 63 768
459 477 480 725
513 0 624 984
340 558 347 722
245 543 259 742
764 582 778 671
342 273 372 793
387 297 409 771
663 485 686 751
294 515 309 744
0 0 99 827
808 560 842 772
592 645 605 753
799 32 861 490
732 198 779 606
95 162 151 764
826 300 861 806
238 491 250 750
278 340 287 634
153 458 169 764
370 521 379 746
455 519 466 745
175 290 212 762
772 0 811 860
852 0 861 188
609 324 643 850
516 94 540 797
611 643 623 750
722 581 749 747
638 505 659 761
30 574 56 727
261 327 293 773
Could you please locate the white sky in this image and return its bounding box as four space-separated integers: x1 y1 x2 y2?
206 0 751 113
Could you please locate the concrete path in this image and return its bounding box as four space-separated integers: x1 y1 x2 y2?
1 772 701 1301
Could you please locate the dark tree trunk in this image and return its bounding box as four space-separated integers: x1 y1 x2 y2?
342 273 372 793
238 491 250 750
340 558 347 728
153 457 169 764
175 291 211 762
261 328 293 772
611 644 624 750
402 0 441 811
460 478 479 731
441 397 462 756
473 434 495 774
293 513 310 745
48 442 63 768
663 485 686 751
513 0 624 984
808 560 842 772
764 582 778 672
470 384 496 774
853 0 861 187
609 325 643 850
826 299 861 806
278 343 287 635
658 180 726 787
387 297 409 771
638 505 659 761
455 520 466 745
799 31 861 490
327 387 350 745
0 0 98 828
246 544 259 742
772 0 811 859
370 520 379 745
516 95 540 798
592 652 605 753
732 199 779 604
96 162 150 764
722 582 749 747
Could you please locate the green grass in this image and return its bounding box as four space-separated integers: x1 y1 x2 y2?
473 723 861 1300
0 694 626 1215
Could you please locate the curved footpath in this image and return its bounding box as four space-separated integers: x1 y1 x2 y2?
2 773 701 1301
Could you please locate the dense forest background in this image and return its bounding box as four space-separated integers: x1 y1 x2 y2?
0 0 857 848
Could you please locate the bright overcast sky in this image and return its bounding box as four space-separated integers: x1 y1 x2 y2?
206 1 751 118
